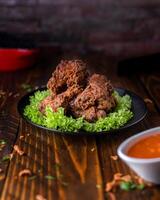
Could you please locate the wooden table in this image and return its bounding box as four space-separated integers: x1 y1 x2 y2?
0 51 160 200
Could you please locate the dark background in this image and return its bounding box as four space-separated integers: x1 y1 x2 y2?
1 0 160 59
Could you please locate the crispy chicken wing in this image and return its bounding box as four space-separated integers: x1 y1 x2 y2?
71 74 116 122
39 60 88 113
40 85 83 113
47 60 88 97
39 61 116 122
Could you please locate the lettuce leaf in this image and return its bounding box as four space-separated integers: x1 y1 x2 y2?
24 90 133 133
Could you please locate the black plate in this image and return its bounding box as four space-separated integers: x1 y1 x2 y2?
17 88 147 136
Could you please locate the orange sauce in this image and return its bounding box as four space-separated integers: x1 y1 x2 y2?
127 133 160 158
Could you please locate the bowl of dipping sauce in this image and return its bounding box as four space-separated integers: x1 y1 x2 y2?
117 127 160 184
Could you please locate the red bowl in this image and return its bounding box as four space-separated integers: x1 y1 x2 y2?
0 48 40 71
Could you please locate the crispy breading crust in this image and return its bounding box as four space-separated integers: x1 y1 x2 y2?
40 60 88 113
71 74 117 122
39 61 117 122
47 60 88 97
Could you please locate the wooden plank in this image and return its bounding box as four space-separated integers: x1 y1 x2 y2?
1 120 58 200
1 51 160 200
0 57 104 200
52 134 104 200
0 57 60 197
0 73 20 194
83 53 160 199
1 120 104 200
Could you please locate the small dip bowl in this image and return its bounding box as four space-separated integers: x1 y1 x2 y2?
117 127 160 184
0 48 39 71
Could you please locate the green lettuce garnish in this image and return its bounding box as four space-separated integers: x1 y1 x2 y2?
24 90 133 133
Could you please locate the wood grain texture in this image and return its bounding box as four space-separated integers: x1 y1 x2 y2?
0 51 160 199
83 53 160 200
0 57 60 199
1 121 104 200
0 72 20 194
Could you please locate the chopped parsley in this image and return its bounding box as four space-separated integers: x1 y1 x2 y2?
45 175 56 180
21 83 33 92
120 181 145 191
2 155 11 162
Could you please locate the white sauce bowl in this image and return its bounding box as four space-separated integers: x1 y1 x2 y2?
117 127 160 184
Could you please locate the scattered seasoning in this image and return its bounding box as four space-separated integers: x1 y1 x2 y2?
61 181 69 187
106 181 115 192
54 163 61 170
10 153 13 160
53 172 68 186
96 184 102 189
18 169 32 177
28 175 37 181
105 173 150 193
34 86 39 90
0 90 6 94
20 135 24 139
120 181 145 191
21 83 33 92
0 90 6 98
113 173 122 181
111 155 118 161
45 175 56 180
137 177 145 185
13 93 20 98
0 175 5 181
91 148 95 152
120 181 137 191
27 134 30 137
107 192 116 200
121 175 132 182
135 176 143 184
0 139 6 151
36 194 47 200
0 91 13 97
8 92 13 97
144 98 153 104
0 168 3 173
2 155 11 162
0 140 6 145
13 145 25 156
135 176 152 187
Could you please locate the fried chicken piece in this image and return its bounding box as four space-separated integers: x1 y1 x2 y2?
72 74 115 111
96 109 107 119
72 107 107 122
81 107 107 122
72 74 116 109
89 73 113 94
71 74 117 122
39 85 83 113
39 60 88 113
39 60 116 123
39 96 53 113
72 106 97 122
47 60 89 97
